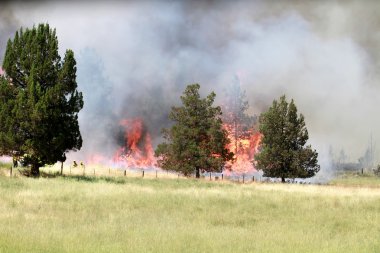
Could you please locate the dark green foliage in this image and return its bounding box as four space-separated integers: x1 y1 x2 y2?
155 84 233 178
0 24 83 176
255 95 319 182
0 76 17 155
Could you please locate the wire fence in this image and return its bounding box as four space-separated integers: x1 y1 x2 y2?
2 162 347 184
2 162 268 184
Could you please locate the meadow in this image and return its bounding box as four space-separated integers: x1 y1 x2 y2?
0 165 380 253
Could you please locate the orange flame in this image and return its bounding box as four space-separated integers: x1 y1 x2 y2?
224 123 262 174
113 118 157 168
83 115 261 174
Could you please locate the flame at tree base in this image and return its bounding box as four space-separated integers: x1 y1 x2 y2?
82 118 261 175
224 124 262 175
113 118 157 169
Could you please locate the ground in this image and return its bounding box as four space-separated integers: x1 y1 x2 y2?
0 164 379 253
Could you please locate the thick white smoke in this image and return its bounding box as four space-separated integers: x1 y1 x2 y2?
1 1 380 177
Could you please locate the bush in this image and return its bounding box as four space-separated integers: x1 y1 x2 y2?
374 165 380 176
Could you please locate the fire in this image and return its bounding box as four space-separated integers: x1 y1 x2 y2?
113 118 157 169
224 123 262 174
82 115 262 174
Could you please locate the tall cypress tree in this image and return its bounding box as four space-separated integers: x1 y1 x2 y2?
0 24 83 176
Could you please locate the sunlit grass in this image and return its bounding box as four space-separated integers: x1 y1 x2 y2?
0 174 379 253
41 163 184 179
0 161 12 177
329 171 380 188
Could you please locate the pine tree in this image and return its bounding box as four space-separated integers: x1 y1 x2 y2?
155 84 234 178
0 75 17 156
0 24 83 176
255 95 319 182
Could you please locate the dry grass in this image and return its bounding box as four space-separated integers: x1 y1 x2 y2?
0 170 379 252
329 171 380 188
43 163 185 179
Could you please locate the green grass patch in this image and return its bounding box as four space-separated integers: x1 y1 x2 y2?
0 176 379 253
329 172 380 188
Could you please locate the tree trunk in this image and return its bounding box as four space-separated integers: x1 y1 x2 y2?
281 177 285 183
12 157 18 168
31 163 40 177
195 167 200 178
61 162 64 175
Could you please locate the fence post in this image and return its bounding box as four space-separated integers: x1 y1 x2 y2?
252 176 255 182
221 173 223 180
142 170 145 178
124 170 126 176
10 166 12 177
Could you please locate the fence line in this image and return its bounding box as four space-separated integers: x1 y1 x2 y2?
4 163 328 184
44 164 264 183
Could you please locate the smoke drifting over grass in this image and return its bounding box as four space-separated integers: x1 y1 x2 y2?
1 1 380 176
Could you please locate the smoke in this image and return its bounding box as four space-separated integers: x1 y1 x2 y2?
0 2 20 64
70 48 117 161
2 1 380 177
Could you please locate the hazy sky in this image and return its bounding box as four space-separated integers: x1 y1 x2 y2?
1 0 380 173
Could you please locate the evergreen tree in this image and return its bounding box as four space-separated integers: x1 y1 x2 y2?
155 84 233 178
0 75 17 156
0 24 83 176
255 95 319 182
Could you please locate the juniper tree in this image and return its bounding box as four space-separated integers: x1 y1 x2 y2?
155 84 233 178
0 75 17 156
255 95 319 182
0 24 83 176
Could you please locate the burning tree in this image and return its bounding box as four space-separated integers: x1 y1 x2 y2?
222 75 261 174
255 95 320 182
155 84 234 178
113 118 156 168
222 75 256 154
0 24 83 176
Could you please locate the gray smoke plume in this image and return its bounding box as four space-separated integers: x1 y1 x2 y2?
0 3 20 64
2 1 380 177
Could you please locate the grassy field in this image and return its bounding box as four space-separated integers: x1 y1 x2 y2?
0 169 380 253
329 171 380 188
